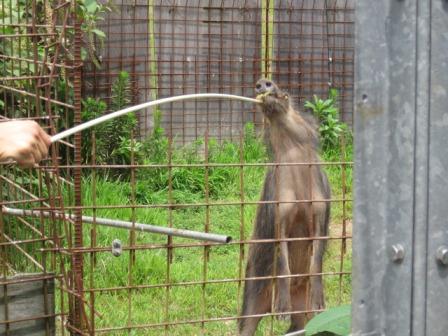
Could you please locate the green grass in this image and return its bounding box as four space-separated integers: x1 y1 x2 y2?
68 131 353 335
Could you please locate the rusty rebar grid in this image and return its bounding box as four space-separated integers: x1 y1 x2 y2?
1 1 354 335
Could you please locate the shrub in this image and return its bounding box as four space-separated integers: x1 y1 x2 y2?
304 89 349 151
81 71 141 167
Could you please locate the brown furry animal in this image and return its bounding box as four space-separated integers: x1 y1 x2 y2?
238 79 331 336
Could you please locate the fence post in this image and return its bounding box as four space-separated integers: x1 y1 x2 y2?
71 1 85 334
421 1 448 335
354 1 448 335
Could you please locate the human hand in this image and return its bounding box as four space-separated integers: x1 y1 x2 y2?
0 120 52 168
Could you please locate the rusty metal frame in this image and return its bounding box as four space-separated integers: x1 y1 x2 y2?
1 1 354 335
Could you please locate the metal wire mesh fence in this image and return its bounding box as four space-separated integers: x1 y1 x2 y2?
82 0 354 143
0 0 83 334
1 1 353 335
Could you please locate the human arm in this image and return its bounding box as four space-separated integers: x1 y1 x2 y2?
0 120 51 168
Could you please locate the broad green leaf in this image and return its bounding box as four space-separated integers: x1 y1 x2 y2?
304 101 316 109
83 0 99 13
305 305 351 336
92 28 106 38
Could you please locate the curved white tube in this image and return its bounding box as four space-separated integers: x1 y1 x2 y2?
51 93 261 143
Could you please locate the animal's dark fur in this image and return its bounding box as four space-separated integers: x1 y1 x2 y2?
238 79 331 336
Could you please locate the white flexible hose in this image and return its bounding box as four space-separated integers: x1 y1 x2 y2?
51 93 261 143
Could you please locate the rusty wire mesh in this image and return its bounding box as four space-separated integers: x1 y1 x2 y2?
1 1 354 335
0 0 86 334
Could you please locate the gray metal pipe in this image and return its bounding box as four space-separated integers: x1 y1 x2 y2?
2 206 231 243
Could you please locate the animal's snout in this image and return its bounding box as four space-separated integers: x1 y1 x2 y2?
255 79 273 94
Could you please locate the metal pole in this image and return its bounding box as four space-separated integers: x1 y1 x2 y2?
2 207 231 244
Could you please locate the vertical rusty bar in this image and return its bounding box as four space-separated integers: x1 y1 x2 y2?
324 0 333 90
237 132 245 316
119 0 125 74
194 54 199 141
287 3 292 89
270 162 280 335
218 4 223 142
305 149 315 321
202 130 211 334
181 2 186 145
1 0 6 116
205 1 211 134
31 0 41 119
263 0 269 78
127 129 137 333
194 1 200 141
72 0 85 332
8 0 15 115
342 0 349 124
229 0 235 140
338 134 348 304
89 133 97 335
164 135 174 336
298 1 305 103
0 165 10 336
169 5 174 139
105 0 112 108
132 1 138 109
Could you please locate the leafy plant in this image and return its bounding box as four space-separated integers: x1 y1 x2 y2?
305 305 351 336
81 97 109 163
81 71 140 167
304 89 349 151
142 109 169 164
76 0 114 68
0 0 112 122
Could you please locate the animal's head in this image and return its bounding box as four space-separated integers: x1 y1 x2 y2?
255 78 290 119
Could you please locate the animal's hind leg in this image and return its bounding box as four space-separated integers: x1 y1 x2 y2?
274 241 292 318
239 281 272 336
287 239 313 332
310 211 328 311
310 239 326 310
286 278 309 333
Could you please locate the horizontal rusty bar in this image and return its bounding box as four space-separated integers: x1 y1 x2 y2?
0 198 48 207
0 313 60 325
43 198 352 212
2 233 44 271
0 75 59 81
85 271 351 294
40 234 352 254
0 23 74 28
0 85 75 109
0 236 60 247
47 161 353 169
0 33 57 38
105 3 353 10
0 274 60 286
0 54 75 69
92 307 325 334
90 26 353 32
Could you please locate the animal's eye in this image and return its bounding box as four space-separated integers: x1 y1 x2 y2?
266 81 272 87
256 84 261 90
